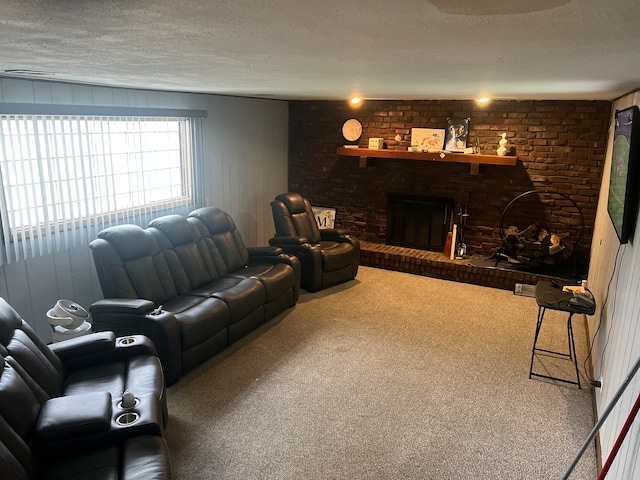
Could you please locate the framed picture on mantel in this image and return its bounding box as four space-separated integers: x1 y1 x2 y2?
444 117 470 152
411 128 445 152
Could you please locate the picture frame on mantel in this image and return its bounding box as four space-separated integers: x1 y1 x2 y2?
607 105 640 244
444 117 470 152
411 128 445 152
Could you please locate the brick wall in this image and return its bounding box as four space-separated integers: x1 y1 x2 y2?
288 100 611 270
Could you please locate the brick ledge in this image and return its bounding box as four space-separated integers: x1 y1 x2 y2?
359 241 574 291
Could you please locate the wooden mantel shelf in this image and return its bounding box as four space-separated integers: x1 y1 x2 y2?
336 147 518 175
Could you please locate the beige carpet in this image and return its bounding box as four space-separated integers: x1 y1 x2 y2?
165 266 596 479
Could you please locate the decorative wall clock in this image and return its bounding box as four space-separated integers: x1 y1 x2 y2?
342 118 362 142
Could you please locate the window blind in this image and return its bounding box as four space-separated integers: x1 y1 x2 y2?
0 114 204 265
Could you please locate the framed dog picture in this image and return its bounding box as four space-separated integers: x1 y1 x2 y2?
444 117 470 152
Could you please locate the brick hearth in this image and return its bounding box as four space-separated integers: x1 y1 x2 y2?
359 241 573 291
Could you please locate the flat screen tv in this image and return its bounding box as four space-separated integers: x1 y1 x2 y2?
607 105 640 244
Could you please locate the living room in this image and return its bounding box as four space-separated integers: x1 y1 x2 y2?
1 1 640 479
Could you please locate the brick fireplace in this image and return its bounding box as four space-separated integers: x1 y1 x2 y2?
288 99 610 288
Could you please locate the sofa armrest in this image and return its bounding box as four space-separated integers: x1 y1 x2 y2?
49 331 116 360
265 244 322 293
89 300 183 386
319 228 346 237
34 392 112 444
247 246 283 256
33 392 165 454
320 229 352 241
269 236 309 246
90 298 155 315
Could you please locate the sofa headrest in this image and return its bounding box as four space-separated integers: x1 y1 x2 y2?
97 224 158 260
275 192 307 214
0 297 23 345
148 215 196 246
189 207 233 234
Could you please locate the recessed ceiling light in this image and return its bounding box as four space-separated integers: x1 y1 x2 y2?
350 97 362 105
476 97 491 104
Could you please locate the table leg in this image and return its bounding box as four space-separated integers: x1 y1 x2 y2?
567 313 581 389
529 307 581 388
529 305 546 378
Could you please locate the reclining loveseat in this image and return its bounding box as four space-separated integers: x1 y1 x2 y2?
0 297 171 479
89 207 301 386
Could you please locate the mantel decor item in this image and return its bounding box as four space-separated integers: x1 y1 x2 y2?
444 117 470 152
411 128 445 152
497 132 508 156
342 118 362 142
607 105 640 244
368 137 385 149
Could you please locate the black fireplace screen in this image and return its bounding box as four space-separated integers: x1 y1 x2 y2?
386 194 453 251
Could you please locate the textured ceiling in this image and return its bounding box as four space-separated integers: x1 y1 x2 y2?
1 0 639 101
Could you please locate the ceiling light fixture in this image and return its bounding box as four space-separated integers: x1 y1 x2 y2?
350 97 362 105
476 96 491 104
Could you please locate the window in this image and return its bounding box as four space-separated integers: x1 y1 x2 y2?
0 110 205 264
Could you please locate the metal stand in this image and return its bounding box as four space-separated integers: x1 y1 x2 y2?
529 281 596 389
529 306 581 388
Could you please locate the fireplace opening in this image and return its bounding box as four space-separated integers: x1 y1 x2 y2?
386 194 453 251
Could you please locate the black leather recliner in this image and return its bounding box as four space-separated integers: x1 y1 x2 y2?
269 192 360 292
0 350 172 480
0 297 167 427
0 298 172 479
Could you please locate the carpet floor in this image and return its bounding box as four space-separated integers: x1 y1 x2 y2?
165 266 596 479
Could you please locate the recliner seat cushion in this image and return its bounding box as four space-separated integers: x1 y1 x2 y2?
189 276 244 297
161 295 230 351
62 355 163 403
226 263 296 302
38 435 171 480
210 278 266 324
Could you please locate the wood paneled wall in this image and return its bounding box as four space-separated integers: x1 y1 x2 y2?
0 78 288 341
588 90 640 478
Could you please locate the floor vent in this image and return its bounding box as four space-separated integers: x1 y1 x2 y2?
514 283 537 297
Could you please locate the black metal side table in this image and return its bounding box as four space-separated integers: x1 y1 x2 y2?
529 281 596 389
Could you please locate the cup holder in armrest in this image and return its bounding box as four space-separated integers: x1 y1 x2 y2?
117 336 137 346
115 412 140 426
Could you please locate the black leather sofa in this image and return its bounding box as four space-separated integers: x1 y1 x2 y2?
269 192 360 292
89 207 301 386
0 297 172 479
